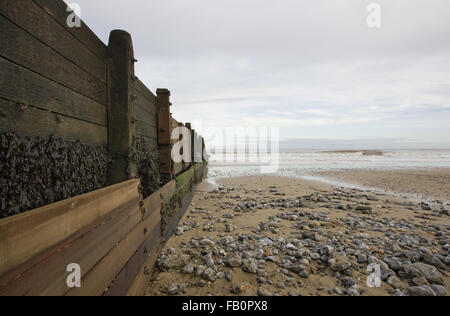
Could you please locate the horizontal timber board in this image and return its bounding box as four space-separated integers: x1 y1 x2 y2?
0 0 107 83
176 166 195 189
135 104 156 129
0 98 107 146
68 180 175 296
174 163 185 176
0 179 140 278
136 120 157 139
32 0 109 60
0 15 107 105
66 209 160 296
142 180 176 216
163 188 195 241
125 237 162 296
0 56 107 126
135 79 156 104
0 197 142 296
135 89 157 115
104 224 161 296
135 134 157 149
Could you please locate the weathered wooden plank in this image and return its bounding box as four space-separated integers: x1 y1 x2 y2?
136 120 157 139
163 189 195 241
0 98 107 146
135 105 156 131
194 162 207 184
125 237 162 296
142 180 176 216
135 102 155 120
0 0 107 83
0 197 142 296
176 166 195 190
0 15 107 105
0 179 140 278
173 162 184 176
157 111 171 145
0 57 107 126
66 180 174 296
135 89 157 116
136 134 157 150
159 147 172 174
32 0 109 60
135 99 156 123
66 210 160 296
103 224 161 296
107 30 137 184
135 79 157 105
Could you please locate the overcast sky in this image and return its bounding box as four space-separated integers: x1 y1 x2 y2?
66 0 450 144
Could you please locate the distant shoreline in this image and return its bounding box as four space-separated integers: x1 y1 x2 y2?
320 150 384 156
311 168 450 203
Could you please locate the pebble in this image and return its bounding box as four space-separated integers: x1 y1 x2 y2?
151 184 450 297
408 285 436 297
430 284 447 297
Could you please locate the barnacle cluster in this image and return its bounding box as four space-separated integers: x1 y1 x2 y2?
132 137 160 198
0 132 111 218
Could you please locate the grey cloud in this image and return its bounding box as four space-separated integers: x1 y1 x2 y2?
68 0 450 142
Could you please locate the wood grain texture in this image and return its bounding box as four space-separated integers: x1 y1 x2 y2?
66 180 174 296
142 180 176 216
0 57 107 127
0 15 107 105
125 237 162 296
0 179 140 278
135 88 157 118
157 111 171 145
159 147 172 174
0 197 142 296
32 0 108 60
136 134 157 150
136 120 157 139
66 208 160 296
135 103 156 125
135 79 157 105
0 0 107 83
0 98 107 146
104 225 161 296
163 188 195 241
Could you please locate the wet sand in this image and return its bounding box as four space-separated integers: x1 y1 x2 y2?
146 175 450 296
312 168 450 203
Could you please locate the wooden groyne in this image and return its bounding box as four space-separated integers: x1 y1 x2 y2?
0 0 207 295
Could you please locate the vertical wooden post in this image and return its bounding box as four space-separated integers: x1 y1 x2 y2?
202 137 206 162
190 128 196 164
107 30 138 184
185 123 193 167
156 89 173 183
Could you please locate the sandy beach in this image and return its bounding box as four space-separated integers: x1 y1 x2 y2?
146 172 450 297
312 168 450 203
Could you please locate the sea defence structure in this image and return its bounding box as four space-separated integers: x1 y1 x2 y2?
0 0 207 295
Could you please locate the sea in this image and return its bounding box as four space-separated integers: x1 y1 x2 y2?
207 139 450 181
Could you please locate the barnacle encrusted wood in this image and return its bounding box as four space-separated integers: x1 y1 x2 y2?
132 137 160 198
0 132 111 218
